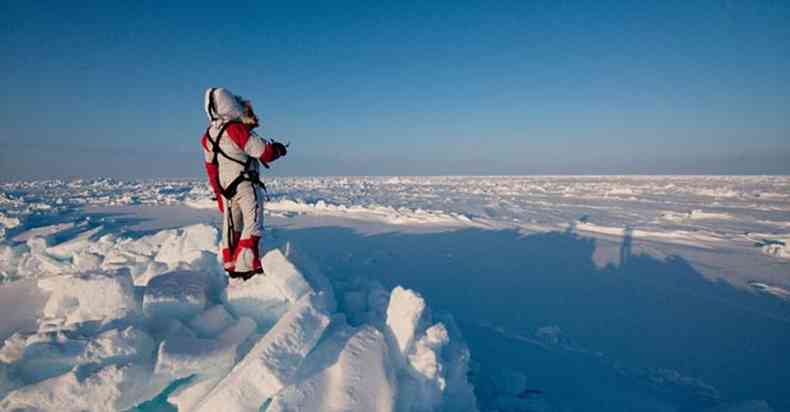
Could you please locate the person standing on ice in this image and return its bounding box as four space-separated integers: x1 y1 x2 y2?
200 87 287 280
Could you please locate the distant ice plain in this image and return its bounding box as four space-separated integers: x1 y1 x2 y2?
1 175 789 411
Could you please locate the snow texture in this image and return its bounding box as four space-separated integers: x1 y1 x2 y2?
192 292 332 411
1 220 220 286
223 249 314 327
143 270 214 322
187 304 234 338
38 271 140 329
385 288 476 411
2 176 789 289
387 286 428 362
267 325 396 412
0 215 478 411
7 176 787 410
0 363 170 412
154 317 255 381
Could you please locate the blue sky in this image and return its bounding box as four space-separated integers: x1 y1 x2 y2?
1 0 788 179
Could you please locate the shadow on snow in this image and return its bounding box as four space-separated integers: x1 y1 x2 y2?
275 225 790 412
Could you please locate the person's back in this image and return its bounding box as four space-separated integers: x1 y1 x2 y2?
200 87 287 279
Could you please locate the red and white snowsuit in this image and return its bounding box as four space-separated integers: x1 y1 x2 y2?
200 88 282 275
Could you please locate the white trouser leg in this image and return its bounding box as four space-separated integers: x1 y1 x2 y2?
230 182 263 273
220 193 243 271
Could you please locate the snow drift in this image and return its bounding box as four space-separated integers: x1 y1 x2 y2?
0 222 478 411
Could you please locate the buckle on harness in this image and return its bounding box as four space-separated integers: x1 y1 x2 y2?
220 170 269 200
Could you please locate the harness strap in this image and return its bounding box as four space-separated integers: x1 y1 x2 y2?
207 123 247 167
205 87 269 201
206 122 270 200
221 170 270 201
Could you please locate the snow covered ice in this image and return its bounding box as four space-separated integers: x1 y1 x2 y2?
0 231 476 411
38 272 140 329
143 270 215 322
1 176 790 411
221 249 316 328
154 316 256 381
0 179 481 411
267 325 396 412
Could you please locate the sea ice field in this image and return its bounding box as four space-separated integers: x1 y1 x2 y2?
0 175 788 411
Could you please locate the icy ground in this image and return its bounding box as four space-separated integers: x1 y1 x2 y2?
4 176 787 292
0 224 475 411
1 176 789 411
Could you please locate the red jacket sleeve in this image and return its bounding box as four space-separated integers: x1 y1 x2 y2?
201 134 223 199
225 123 280 164
205 162 221 196
259 144 277 163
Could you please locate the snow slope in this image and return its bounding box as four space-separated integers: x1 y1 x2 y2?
0 217 477 411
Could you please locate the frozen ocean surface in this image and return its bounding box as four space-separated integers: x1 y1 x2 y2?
1 176 789 411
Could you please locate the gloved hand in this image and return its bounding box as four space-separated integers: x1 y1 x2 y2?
272 142 288 158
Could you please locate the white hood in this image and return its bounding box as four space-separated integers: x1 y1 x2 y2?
204 88 245 126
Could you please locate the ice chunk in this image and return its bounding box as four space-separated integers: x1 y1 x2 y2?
12 222 75 243
386 286 427 360
134 260 169 286
0 212 21 230
0 278 47 343
72 251 103 272
10 331 88 383
184 196 217 210
45 226 104 259
155 318 197 341
37 271 139 328
749 282 790 300
0 332 28 364
3 326 154 385
398 323 452 411
154 317 255 381
223 276 289 327
268 325 395 412
0 244 22 279
217 317 258 346
167 375 224 411
142 270 211 321
221 249 316 327
1 365 123 412
761 239 788 259
408 323 449 384
188 304 234 338
192 292 332 412
154 336 235 381
0 363 170 412
79 326 155 365
31 224 220 285
386 290 478 412
154 224 218 268
261 249 314 302
25 237 72 274
100 248 150 273
160 318 257 410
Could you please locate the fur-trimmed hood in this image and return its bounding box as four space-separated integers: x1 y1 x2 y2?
204 87 245 126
